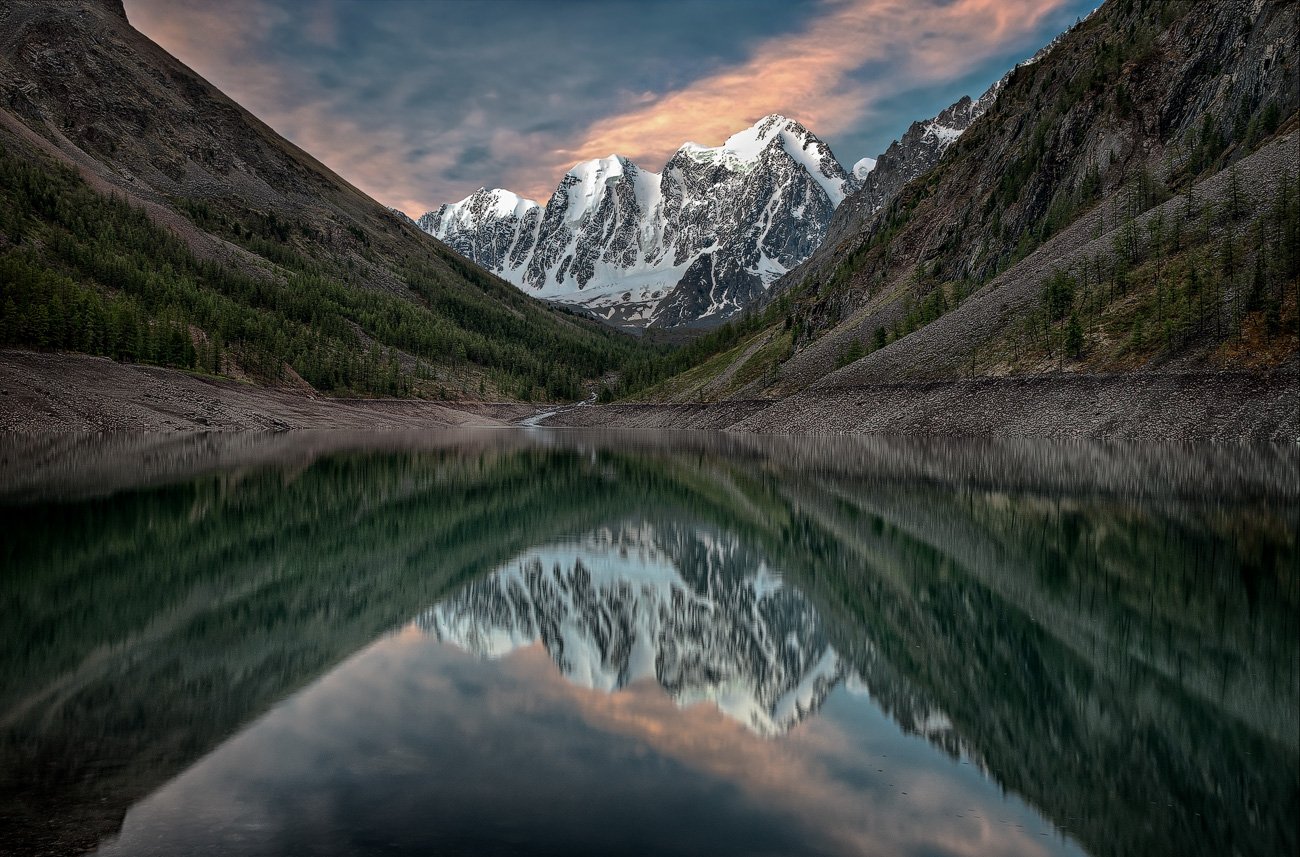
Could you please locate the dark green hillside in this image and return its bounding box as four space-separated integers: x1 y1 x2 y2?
979 156 1299 373
0 138 642 400
0 0 652 401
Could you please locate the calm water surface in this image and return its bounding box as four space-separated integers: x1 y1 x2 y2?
1 431 1296 857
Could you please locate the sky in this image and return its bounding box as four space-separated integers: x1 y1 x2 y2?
123 0 1097 217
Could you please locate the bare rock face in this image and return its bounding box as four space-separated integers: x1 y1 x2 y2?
770 25 1081 303
824 87 1000 252
418 116 857 330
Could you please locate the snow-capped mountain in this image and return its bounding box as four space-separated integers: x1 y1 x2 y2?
852 157 877 180
418 115 857 329
416 521 849 736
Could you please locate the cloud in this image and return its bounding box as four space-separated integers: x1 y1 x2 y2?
125 0 1081 217
501 646 1071 857
552 0 1068 182
124 0 449 213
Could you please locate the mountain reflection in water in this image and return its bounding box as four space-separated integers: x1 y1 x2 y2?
423 524 851 737
0 431 1295 857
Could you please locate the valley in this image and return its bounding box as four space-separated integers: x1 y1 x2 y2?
2 4 1297 856
0 0 1295 437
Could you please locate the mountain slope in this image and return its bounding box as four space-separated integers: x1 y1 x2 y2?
0 0 646 400
629 0 1298 406
420 116 857 330
799 82 1002 288
673 25 1075 339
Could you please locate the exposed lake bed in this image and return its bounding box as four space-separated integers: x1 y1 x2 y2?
3 349 1297 442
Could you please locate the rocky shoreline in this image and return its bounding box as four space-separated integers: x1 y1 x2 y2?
0 350 504 433
1 349 1296 442
548 367 1300 442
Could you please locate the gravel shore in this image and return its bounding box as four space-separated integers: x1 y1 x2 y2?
0 350 501 432
549 366 1299 442
2 349 1295 442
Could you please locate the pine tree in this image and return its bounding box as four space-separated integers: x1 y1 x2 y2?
1065 312 1084 357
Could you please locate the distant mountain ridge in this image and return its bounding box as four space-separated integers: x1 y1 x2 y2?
419 56 1055 333
822 82 1003 254
419 116 857 330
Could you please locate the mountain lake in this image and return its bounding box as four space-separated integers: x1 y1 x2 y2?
1 430 1295 857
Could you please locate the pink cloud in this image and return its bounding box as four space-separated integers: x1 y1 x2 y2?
126 0 1070 216
123 0 439 211
535 0 1067 193
500 645 1071 857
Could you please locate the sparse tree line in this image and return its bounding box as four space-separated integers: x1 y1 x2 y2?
1023 166 1299 364
605 307 777 399
823 98 1294 371
787 0 1293 366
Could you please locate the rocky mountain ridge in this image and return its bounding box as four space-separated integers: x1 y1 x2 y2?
420 24 1078 332
775 22 1080 301
419 116 856 330
814 83 1002 264
630 0 1297 409
780 0 1298 358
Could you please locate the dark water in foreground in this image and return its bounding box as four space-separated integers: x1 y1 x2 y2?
1 431 1296 857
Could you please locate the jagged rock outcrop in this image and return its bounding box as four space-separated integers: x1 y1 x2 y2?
418 116 856 329
771 24 1079 301
822 85 1002 251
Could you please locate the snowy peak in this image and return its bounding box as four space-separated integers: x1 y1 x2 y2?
418 116 855 329
418 187 543 275
681 114 802 163
559 154 654 223
485 187 540 219
455 187 539 220
567 153 634 182
725 113 802 154
679 114 851 206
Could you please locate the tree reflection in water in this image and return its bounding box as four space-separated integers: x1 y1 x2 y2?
1 431 1295 857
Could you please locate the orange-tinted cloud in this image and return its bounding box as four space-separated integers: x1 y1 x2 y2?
501 644 1070 857
122 0 429 210
126 0 1072 216
543 0 1067 190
